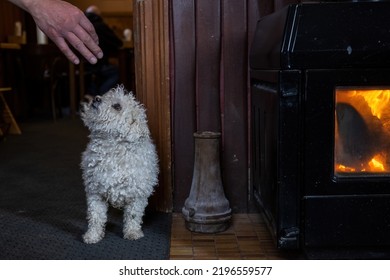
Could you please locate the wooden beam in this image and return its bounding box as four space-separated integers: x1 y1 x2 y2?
133 0 172 212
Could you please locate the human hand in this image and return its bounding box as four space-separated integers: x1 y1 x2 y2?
9 0 103 64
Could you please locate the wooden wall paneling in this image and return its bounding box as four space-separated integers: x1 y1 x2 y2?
248 0 261 48
171 0 259 212
170 0 277 212
171 0 197 212
134 0 172 212
220 0 249 212
195 0 221 132
157 0 172 212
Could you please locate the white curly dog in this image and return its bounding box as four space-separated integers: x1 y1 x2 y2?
80 85 159 244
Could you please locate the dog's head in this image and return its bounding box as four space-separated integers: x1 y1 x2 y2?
80 85 150 141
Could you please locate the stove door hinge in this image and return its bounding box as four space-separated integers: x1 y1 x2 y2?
278 227 300 249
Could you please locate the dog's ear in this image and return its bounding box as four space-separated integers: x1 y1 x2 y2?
121 86 133 96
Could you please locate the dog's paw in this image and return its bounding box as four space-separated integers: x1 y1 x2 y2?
123 229 144 240
83 230 104 244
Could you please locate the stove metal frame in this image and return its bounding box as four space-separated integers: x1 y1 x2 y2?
250 2 390 257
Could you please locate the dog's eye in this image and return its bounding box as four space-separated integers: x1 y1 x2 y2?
112 103 122 111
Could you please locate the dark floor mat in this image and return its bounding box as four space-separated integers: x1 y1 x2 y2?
0 119 171 259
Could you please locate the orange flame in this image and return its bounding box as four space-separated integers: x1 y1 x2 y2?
336 155 386 173
336 164 356 172
336 89 390 120
349 89 390 119
368 156 385 172
335 89 390 174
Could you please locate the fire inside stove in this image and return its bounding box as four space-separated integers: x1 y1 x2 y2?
335 88 390 176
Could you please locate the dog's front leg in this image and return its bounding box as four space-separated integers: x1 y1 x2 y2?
83 194 108 244
123 197 148 240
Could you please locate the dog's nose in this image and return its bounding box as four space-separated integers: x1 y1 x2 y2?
82 97 90 104
81 95 93 104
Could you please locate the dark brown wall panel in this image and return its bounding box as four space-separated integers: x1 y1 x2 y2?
171 0 263 212
195 0 221 132
171 0 197 211
170 0 294 212
220 0 249 212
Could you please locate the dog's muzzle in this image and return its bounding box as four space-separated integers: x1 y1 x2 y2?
91 96 102 109
79 95 101 113
79 95 92 113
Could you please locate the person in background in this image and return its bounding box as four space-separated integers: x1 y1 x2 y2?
84 5 123 95
7 0 103 65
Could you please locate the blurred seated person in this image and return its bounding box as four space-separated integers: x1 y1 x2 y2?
85 5 123 95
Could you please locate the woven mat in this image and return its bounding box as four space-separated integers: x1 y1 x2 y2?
0 119 171 259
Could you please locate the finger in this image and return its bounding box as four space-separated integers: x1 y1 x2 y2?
51 36 80 64
65 31 98 64
79 16 99 44
73 25 103 59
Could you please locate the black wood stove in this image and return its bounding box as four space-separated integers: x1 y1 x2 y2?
250 1 390 258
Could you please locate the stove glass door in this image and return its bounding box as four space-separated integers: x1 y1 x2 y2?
335 88 390 177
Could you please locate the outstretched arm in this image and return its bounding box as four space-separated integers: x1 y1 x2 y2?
8 0 103 64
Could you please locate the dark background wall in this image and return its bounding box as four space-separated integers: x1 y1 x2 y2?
0 1 24 44
170 0 299 212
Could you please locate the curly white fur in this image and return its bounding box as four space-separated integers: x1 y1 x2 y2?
80 85 159 244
